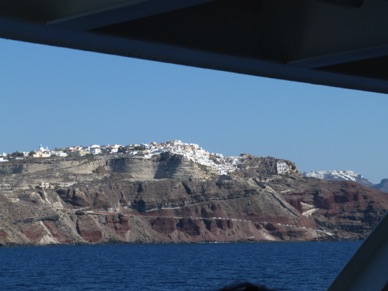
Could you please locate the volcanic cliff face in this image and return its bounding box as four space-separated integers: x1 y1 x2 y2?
0 146 386 246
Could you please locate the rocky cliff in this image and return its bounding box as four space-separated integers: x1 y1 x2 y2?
0 150 386 246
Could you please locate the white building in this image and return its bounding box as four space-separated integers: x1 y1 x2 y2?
39 145 49 152
276 161 289 174
33 151 51 158
109 144 121 154
54 151 68 157
32 145 51 158
90 147 101 155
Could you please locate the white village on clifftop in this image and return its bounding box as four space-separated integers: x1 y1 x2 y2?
0 140 291 176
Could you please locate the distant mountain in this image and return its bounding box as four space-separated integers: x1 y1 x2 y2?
303 170 374 187
373 178 388 192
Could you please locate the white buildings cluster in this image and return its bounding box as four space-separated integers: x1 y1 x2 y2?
1 144 124 161
276 161 290 174
1 141 295 176
1 140 243 175
130 140 242 175
304 170 361 182
31 145 67 158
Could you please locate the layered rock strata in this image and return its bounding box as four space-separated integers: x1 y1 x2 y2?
0 152 386 245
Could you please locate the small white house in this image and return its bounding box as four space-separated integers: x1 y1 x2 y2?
276 161 289 174
54 151 68 157
39 145 49 152
90 147 101 155
110 147 118 154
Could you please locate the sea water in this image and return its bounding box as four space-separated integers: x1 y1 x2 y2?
0 241 362 291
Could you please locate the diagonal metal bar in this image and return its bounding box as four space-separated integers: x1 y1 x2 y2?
1 16 388 94
48 0 215 31
328 214 388 291
289 45 388 69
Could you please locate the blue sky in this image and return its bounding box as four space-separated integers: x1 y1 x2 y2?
1 38 388 183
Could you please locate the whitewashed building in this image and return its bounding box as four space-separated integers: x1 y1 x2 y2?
53 151 68 157
276 161 289 174
90 147 101 155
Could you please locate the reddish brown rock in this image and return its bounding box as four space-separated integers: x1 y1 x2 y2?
204 219 218 232
0 229 8 241
76 216 103 242
43 221 74 244
151 217 177 234
106 214 131 235
56 188 92 207
284 180 388 239
176 218 201 236
19 224 45 243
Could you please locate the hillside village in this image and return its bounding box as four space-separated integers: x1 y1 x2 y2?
0 143 121 161
0 140 291 176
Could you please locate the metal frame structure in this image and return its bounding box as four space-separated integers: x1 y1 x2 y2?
2 0 388 93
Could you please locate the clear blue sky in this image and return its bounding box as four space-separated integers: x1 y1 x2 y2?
1 39 388 183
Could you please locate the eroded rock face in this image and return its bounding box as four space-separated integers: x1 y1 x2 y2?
0 154 386 246
76 216 103 243
107 153 216 180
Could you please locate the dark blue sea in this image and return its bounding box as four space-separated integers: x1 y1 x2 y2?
0 241 362 290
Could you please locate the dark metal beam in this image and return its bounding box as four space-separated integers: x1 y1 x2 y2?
2 16 388 94
49 0 215 30
289 45 388 69
0 0 135 22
